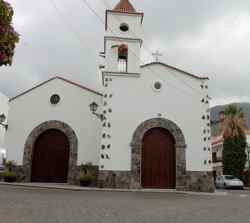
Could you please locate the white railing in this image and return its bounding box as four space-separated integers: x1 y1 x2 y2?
118 59 127 72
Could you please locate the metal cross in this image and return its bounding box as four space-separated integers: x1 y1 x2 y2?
152 50 163 62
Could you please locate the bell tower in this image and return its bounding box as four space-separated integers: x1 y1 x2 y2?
104 0 144 74
99 0 144 180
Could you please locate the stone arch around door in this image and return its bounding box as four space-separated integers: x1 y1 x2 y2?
130 118 187 190
23 120 78 184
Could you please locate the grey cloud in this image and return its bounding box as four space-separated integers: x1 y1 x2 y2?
1 0 250 106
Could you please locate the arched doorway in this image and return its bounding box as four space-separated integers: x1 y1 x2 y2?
31 129 70 183
23 120 78 184
142 128 176 189
130 118 186 190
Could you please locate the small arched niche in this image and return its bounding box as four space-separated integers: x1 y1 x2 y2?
118 44 128 72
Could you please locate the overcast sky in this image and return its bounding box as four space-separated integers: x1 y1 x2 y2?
0 0 250 106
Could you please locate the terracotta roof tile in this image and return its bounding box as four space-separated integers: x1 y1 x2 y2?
113 0 136 13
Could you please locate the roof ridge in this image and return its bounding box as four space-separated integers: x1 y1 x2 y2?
113 0 136 13
141 62 209 80
9 76 102 102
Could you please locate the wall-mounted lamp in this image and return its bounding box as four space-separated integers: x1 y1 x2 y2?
0 114 8 130
89 102 106 121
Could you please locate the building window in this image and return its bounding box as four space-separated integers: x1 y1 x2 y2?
118 44 128 72
50 94 60 105
120 23 129 32
153 81 163 91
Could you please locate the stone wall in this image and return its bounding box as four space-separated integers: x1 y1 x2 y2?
6 166 215 192
98 171 131 189
98 170 215 192
177 171 215 192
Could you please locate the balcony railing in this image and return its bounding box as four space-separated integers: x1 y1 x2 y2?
118 59 127 72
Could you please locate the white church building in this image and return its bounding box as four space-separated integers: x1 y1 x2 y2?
4 0 214 192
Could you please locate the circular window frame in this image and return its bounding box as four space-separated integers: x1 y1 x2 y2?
119 23 129 32
50 94 61 105
152 80 163 92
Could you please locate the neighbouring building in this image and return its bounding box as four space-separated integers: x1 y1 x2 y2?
4 0 214 192
212 132 250 178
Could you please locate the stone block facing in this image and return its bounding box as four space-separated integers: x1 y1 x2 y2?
177 171 215 192
98 170 215 192
98 171 131 189
13 166 215 192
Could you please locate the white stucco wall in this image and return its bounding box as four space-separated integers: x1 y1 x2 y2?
105 38 141 74
0 92 8 148
105 11 142 74
101 64 212 172
106 12 143 40
101 8 213 173
5 78 102 166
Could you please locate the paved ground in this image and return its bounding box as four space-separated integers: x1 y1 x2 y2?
0 185 250 223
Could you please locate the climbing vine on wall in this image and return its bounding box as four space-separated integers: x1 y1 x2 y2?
0 0 19 66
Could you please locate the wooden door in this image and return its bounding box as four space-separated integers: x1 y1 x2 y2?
31 129 70 183
142 128 176 189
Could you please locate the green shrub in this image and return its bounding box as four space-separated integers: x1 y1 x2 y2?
79 162 96 186
79 173 94 187
3 170 16 182
5 160 16 172
3 160 17 182
80 162 95 174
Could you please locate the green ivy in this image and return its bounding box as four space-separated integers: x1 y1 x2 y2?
0 0 19 66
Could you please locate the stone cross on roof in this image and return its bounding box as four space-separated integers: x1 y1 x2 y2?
152 50 163 62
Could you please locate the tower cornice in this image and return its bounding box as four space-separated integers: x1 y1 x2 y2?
105 10 144 31
103 36 143 54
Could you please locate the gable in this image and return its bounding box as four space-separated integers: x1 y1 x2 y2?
141 62 209 81
9 77 102 102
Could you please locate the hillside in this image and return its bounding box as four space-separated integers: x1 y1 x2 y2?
210 102 250 136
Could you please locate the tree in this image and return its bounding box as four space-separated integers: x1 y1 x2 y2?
0 0 19 66
221 104 247 179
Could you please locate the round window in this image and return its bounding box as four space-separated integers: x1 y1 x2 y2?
120 23 129 32
153 81 162 91
50 94 60 105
